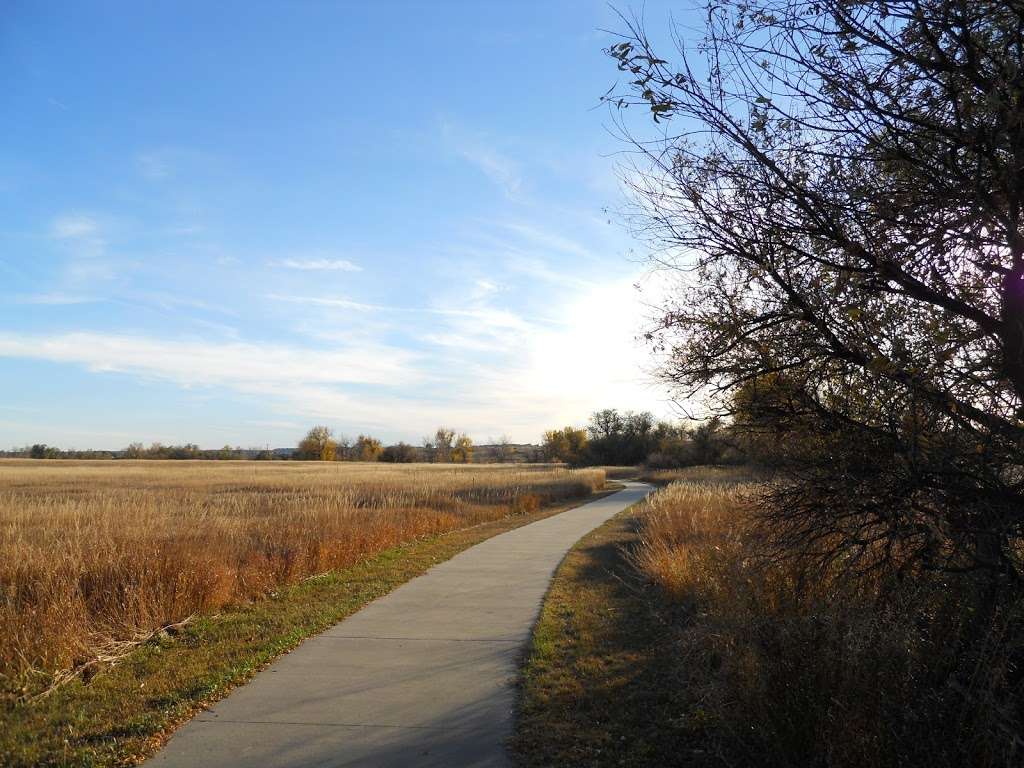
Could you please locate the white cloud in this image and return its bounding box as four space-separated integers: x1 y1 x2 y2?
267 293 533 331
459 146 522 197
137 152 172 180
267 293 383 312
473 279 500 298
497 221 596 261
0 332 423 390
504 254 597 290
0 273 679 443
279 258 362 272
15 292 100 305
51 214 99 240
441 120 523 199
244 419 303 430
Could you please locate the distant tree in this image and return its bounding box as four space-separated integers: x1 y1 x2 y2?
124 442 145 459
645 421 692 468
451 433 474 463
334 434 352 461
542 427 589 466
421 436 436 463
380 442 417 463
433 428 455 463
689 418 725 466
166 443 200 460
496 434 516 463
352 434 383 462
588 409 624 443
296 425 337 461
586 409 656 465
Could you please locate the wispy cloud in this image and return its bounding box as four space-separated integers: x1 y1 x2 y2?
497 221 597 261
137 152 173 180
0 331 422 389
135 147 210 182
267 293 383 312
459 146 521 197
504 255 597 290
471 279 501 299
441 120 523 199
244 419 303 430
279 257 362 272
0 271 674 442
267 292 534 331
14 292 101 305
51 214 99 240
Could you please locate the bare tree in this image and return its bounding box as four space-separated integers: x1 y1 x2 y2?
496 434 517 463
606 1 1024 584
421 436 436 463
433 427 455 463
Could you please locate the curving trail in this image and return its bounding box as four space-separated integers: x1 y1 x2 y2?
149 481 652 768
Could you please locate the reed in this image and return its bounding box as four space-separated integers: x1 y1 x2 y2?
631 475 1023 767
0 459 603 690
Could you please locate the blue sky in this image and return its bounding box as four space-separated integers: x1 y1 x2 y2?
0 1 695 449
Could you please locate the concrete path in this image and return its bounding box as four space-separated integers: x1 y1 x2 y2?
149 482 651 768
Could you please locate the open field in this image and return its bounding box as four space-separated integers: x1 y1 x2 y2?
518 470 1024 768
637 464 762 486
0 460 603 696
2 488 621 768
590 465 642 480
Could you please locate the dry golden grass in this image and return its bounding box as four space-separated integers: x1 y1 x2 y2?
631 475 759 606
629 473 1023 768
0 459 603 690
637 464 761 486
591 465 641 480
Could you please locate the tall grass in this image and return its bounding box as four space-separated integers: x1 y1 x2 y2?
0 460 603 691
631 474 1024 767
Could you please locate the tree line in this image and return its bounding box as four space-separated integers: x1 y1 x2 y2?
294 425 479 463
3 428 542 463
542 407 754 468
0 443 272 460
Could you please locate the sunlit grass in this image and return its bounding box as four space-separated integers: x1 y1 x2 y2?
628 474 1022 767
0 459 603 691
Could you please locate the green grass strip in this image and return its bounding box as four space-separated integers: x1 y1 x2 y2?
514 504 707 767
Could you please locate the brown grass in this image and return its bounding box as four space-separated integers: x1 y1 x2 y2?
591 465 642 480
0 459 603 694
514 494 695 767
637 464 762 486
629 474 1024 767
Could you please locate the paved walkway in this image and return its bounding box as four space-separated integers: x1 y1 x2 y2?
149 482 651 768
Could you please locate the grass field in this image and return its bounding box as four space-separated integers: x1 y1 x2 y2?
3 486 620 768
517 467 1023 768
0 460 603 698
515 486 692 767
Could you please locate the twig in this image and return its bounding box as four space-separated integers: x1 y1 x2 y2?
27 614 195 703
